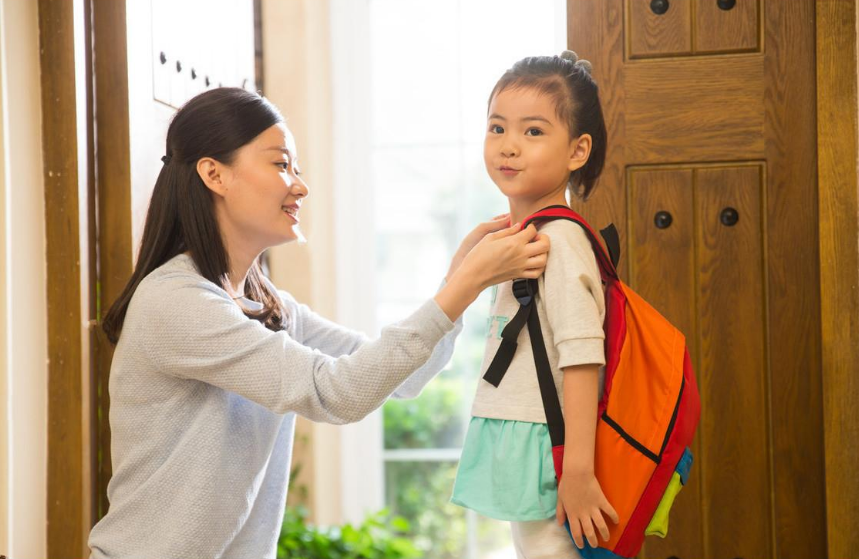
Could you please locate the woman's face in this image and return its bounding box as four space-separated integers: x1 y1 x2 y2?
206 123 308 255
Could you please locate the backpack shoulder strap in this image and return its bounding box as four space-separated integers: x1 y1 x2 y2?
522 205 620 281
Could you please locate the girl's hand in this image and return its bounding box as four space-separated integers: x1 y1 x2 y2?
434 222 549 321
556 470 619 550
445 214 511 280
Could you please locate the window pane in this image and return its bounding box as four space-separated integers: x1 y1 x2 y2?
475 514 516 559
372 145 461 312
384 461 515 559
458 0 564 143
370 0 460 146
384 372 466 449
383 292 491 450
385 461 465 559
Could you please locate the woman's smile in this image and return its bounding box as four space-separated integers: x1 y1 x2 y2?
282 203 300 223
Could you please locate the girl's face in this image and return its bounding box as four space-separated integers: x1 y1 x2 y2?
201 123 308 256
484 86 590 204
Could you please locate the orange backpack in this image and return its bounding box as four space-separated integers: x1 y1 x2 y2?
483 206 701 558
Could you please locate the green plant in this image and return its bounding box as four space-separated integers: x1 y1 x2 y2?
384 375 464 449
277 506 421 559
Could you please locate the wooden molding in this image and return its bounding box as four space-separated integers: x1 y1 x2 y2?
817 0 859 556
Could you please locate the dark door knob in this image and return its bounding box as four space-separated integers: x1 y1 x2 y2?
720 207 739 226
717 0 736 10
655 211 673 229
650 0 670 15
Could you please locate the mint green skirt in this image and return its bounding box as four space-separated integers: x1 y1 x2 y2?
451 416 558 521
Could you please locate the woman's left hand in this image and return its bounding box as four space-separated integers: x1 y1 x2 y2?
446 214 511 281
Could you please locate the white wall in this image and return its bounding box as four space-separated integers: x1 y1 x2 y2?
0 0 48 557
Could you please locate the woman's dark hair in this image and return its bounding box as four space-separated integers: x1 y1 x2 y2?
488 51 607 200
102 87 288 344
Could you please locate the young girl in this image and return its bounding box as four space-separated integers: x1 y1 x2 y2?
86 87 550 559
451 51 619 558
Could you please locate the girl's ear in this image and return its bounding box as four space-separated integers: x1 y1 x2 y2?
197 157 228 197
568 133 593 173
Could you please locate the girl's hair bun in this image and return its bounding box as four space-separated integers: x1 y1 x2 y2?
560 49 579 63
576 59 593 74
559 50 592 75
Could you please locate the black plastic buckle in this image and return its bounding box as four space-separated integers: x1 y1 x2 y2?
512 279 535 306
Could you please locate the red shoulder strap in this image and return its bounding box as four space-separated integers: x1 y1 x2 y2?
521 205 619 281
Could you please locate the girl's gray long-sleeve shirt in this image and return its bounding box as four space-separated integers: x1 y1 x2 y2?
88 253 462 559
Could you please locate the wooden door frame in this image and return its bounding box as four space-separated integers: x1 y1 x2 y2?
38 0 89 557
90 0 134 525
816 0 859 556
39 0 133 555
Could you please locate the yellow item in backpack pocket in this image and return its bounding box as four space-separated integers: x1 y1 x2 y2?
645 447 693 538
644 472 684 537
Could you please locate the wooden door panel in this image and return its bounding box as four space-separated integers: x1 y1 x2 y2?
628 168 695 334
694 0 760 54
628 167 703 559
695 164 770 559
625 57 765 164
628 0 692 59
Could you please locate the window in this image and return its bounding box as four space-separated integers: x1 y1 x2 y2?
333 2 566 557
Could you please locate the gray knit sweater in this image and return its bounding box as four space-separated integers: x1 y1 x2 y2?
88 253 462 559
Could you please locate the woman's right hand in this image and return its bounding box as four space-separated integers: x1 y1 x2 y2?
434 223 550 321
459 222 549 289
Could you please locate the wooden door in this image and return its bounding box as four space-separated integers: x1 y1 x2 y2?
567 2 824 558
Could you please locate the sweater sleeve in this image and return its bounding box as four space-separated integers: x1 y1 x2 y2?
538 220 606 368
279 280 464 399
130 271 455 424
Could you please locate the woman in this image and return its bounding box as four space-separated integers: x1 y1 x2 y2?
87 88 549 559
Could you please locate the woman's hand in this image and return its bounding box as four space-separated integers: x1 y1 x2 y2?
556 470 619 550
445 214 511 281
458 221 550 288
434 222 549 321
